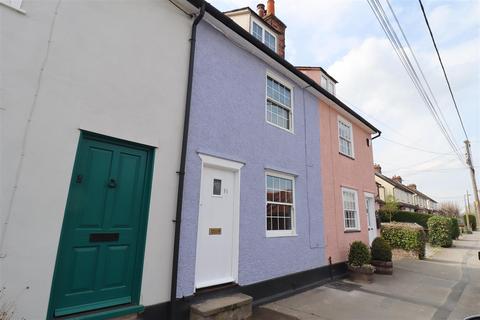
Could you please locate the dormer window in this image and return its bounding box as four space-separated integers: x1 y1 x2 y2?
252 21 263 41
321 75 328 88
251 21 277 52
328 81 335 95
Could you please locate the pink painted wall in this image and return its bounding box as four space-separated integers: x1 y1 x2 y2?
319 101 377 263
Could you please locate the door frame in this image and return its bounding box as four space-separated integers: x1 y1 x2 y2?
194 153 244 290
364 192 377 244
47 131 155 319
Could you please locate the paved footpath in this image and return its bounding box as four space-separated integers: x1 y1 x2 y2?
255 232 480 320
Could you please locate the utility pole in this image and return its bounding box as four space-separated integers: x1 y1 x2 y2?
465 140 480 225
465 192 471 233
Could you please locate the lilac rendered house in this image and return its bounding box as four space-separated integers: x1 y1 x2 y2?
175 0 328 307
169 0 379 317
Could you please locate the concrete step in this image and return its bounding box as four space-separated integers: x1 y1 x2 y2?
190 293 252 320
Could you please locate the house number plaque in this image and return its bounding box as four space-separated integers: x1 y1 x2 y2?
209 228 222 235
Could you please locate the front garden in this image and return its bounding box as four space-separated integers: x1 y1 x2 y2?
347 209 467 283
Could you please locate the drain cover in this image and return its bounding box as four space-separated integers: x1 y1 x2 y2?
325 281 361 292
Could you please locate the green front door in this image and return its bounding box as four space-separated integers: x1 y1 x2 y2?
50 132 153 318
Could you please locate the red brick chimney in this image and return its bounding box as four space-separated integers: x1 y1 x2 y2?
407 184 417 190
262 0 286 58
373 164 382 174
392 175 403 184
266 0 275 16
257 3 266 17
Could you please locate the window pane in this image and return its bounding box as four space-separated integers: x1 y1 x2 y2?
267 77 291 107
264 31 276 51
321 76 327 88
343 190 358 229
266 175 294 232
328 81 335 94
339 121 353 156
213 179 222 195
252 22 263 41
267 101 290 130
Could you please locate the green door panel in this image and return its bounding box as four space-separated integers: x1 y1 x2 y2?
49 132 154 318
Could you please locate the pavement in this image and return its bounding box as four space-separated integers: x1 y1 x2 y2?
253 232 480 320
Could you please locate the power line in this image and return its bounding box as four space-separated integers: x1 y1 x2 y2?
381 153 456 172
380 136 457 155
385 0 460 152
366 0 465 165
373 0 464 162
418 0 469 141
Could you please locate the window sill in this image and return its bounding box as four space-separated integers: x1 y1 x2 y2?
339 152 355 160
344 229 361 233
0 1 26 14
266 231 298 238
266 121 294 134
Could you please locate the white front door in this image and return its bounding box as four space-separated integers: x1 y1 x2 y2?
365 193 377 245
195 165 238 289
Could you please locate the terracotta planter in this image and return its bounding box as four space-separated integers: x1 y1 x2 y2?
371 260 393 275
348 265 375 283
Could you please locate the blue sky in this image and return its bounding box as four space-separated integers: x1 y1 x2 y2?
210 0 480 209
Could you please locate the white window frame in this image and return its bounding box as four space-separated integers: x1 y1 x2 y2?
341 187 360 231
328 80 336 95
265 71 294 133
250 18 277 53
0 0 25 13
265 170 297 237
251 21 264 42
320 75 328 89
338 116 355 158
264 29 277 52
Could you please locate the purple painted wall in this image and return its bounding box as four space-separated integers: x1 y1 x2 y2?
176 22 325 298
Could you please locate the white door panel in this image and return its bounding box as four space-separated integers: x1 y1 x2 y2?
195 166 237 288
365 193 377 245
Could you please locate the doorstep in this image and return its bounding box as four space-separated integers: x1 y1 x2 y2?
190 293 252 320
56 304 144 320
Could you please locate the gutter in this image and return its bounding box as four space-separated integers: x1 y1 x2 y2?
372 132 381 140
169 3 205 319
186 0 380 135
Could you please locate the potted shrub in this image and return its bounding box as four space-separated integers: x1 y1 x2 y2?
347 241 375 283
370 237 393 275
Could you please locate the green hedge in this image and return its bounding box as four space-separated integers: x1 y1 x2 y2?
428 216 452 247
450 218 460 240
379 210 430 229
381 222 426 259
464 214 477 231
348 241 371 267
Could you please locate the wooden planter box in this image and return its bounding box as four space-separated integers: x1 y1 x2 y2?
371 260 393 275
348 265 375 283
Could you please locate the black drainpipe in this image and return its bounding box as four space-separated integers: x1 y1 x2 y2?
169 3 206 319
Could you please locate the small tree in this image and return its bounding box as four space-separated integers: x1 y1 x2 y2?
383 195 399 222
439 202 461 217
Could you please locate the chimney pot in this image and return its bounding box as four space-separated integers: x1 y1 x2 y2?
373 164 382 174
392 175 403 184
257 3 266 17
266 0 275 16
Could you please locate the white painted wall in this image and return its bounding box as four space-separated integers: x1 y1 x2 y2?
1 1 193 318
226 11 251 31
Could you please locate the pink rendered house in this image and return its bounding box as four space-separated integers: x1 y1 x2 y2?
298 67 380 264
